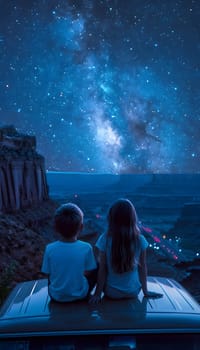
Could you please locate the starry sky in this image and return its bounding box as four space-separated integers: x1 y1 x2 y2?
0 0 199 174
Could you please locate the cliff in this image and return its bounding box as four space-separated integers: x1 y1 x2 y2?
0 125 49 212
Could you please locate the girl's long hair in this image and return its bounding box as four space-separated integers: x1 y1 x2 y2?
107 198 140 273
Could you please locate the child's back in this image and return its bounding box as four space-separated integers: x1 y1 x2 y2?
41 203 97 302
96 231 148 298
90 198 162 303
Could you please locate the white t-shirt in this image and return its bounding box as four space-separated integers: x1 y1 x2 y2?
41 240 97 302
95 233 148 298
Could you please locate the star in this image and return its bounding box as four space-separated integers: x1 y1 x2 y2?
0 0 199 173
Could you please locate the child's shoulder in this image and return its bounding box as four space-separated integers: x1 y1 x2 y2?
95 233 108 250
46 240 60 249
77 239 93 248
139 234 149 249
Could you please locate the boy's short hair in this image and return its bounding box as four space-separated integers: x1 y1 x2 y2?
54 203 83 238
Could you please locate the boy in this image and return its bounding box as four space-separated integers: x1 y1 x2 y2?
41 203 97 302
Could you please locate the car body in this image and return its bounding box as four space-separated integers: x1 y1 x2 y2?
0 276 199 349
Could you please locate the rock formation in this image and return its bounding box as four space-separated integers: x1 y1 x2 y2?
0 125 49 212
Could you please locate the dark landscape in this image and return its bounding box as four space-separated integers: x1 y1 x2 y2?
0 0 199 315
0 128 200 305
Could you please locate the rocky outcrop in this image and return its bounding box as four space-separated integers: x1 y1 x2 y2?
0 200 58 291
0 125 49 212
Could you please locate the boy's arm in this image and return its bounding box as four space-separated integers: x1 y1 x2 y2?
89 250 106 303
41 247 50 277
138 249 163 298
84 244 98 276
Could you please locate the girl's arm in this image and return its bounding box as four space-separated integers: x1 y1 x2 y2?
139 249 163 298
138 249 148 296
89 250 107 303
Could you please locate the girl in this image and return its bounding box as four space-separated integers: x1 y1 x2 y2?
90 198 162 303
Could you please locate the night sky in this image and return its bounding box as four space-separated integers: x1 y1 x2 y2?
0 0 199 174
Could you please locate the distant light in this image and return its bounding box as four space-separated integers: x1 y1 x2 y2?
196 252 199 257
142 226 152 233
153 236 161 243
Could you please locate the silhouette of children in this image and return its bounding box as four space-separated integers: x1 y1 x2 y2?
41 203 97 302
90 198 162 303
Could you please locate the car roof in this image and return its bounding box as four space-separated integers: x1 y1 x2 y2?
0 276 200 337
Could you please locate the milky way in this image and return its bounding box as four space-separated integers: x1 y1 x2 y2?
0 0 199 173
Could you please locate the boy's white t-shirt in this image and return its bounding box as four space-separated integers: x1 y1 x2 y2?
95 233 148 298
41 240 97 302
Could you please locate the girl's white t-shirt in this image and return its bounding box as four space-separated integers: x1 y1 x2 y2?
95 233 148 298
41 240 97 302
